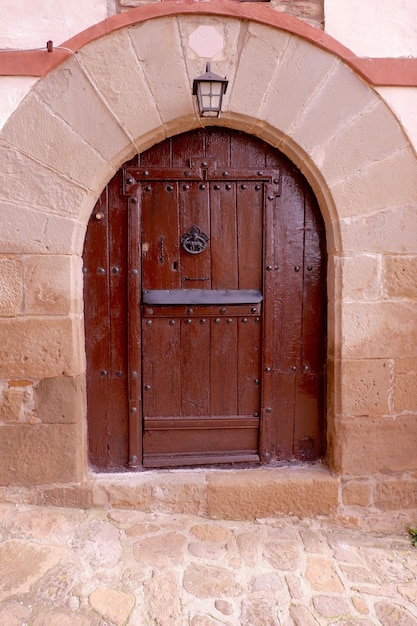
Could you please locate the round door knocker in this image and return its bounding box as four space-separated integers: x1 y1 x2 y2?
180 225 209 255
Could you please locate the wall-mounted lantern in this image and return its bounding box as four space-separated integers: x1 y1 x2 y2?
192 62 228 118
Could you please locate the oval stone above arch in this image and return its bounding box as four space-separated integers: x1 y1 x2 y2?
1 4 417 493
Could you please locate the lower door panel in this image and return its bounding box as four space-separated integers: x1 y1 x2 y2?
141 299 262 467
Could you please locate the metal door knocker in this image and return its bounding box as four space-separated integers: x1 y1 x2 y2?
180 225 209 254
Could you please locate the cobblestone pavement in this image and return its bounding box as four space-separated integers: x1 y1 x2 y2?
1 503 417 625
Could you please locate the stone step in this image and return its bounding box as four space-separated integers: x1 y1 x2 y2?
5 464 340 519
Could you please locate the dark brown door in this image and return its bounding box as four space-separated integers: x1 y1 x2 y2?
83 128 326 470
138 173 268 467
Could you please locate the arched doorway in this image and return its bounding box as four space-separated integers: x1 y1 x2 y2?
83 128 326 471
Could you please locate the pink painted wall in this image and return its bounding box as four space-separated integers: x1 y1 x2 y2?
325 0 417 58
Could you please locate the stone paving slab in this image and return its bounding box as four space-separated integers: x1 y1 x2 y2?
0 503 417 625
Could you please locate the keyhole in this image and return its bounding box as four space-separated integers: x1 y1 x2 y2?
173 261 178 270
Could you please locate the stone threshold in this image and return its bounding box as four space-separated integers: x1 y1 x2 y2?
0 463 340 520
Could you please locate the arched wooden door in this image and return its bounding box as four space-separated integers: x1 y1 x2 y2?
83 128 326 470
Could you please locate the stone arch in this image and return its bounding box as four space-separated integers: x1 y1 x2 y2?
1 4 417 486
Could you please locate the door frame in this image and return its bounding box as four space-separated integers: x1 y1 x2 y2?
83 128 327 471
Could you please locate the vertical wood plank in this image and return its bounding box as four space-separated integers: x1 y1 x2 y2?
237 182 263 290
106 377 129 468
108 170 128 378
262 168 306 461
238 316 261 416
128 186 142 466
181 317 210 416
172 130 204 166
84 188 111 469
205 128 230 165
265 145 285 170
293 187 326 459
278 175 305 391
274 170 305 376
84 188 110 383
260 183 277 461
141 181 180 291
86 378 108 470
300 188 326 374
140 138 171 166
142 318 181 417
179 181 211 287
210 317 238 415
106 171 130 467
210 182 238 289
230 132 266 168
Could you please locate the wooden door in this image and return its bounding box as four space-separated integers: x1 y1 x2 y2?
83 128 326 470
137 173 268 467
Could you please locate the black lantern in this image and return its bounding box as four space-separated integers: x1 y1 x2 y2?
192 62 228 118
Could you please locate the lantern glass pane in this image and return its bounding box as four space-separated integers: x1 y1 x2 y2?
201 95 211 107
200 83 212 95
211 82 222 95
211 94 221 109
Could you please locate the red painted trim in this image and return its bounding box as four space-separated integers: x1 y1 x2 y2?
354 57 417 87
0 48 70 77
0 1 416 86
